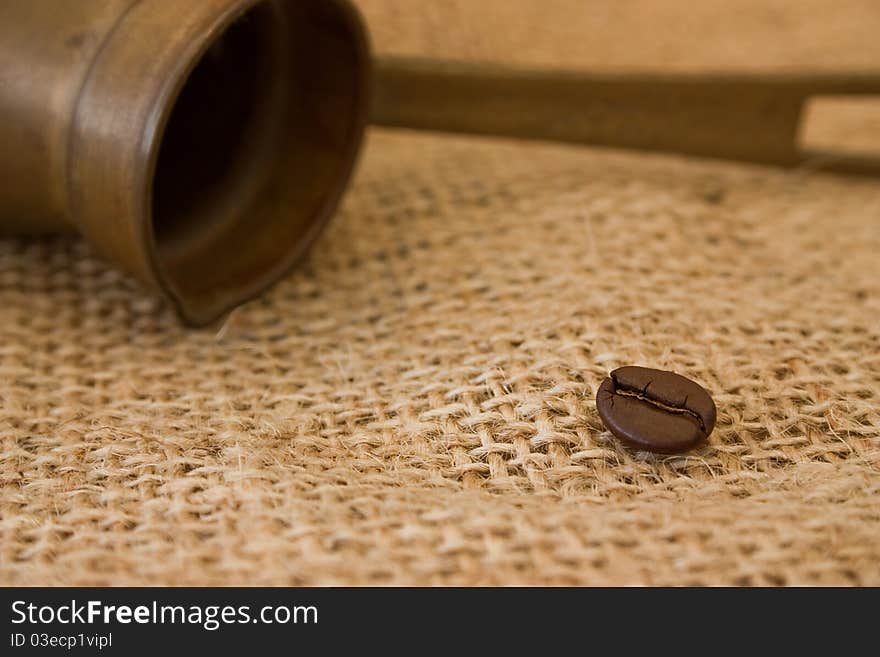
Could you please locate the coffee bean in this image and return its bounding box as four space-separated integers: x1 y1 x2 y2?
596 366 716 454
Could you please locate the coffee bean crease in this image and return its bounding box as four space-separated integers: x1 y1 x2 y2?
611 374 707 431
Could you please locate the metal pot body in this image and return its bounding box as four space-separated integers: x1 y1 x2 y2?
0 0 370 325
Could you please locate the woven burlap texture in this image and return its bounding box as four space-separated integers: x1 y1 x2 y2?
2 0 880 585
2 130 879 585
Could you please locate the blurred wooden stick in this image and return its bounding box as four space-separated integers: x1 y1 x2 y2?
372 55 880 174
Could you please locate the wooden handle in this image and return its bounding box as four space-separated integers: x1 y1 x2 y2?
372 56 880 173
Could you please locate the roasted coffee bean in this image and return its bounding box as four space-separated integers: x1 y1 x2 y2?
596 366 716 454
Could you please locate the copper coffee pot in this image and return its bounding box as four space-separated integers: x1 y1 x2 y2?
1 0 877 325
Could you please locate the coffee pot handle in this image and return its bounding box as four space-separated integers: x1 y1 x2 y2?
372 55 880 175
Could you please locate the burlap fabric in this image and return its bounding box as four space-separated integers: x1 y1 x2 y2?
2 1 880 585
